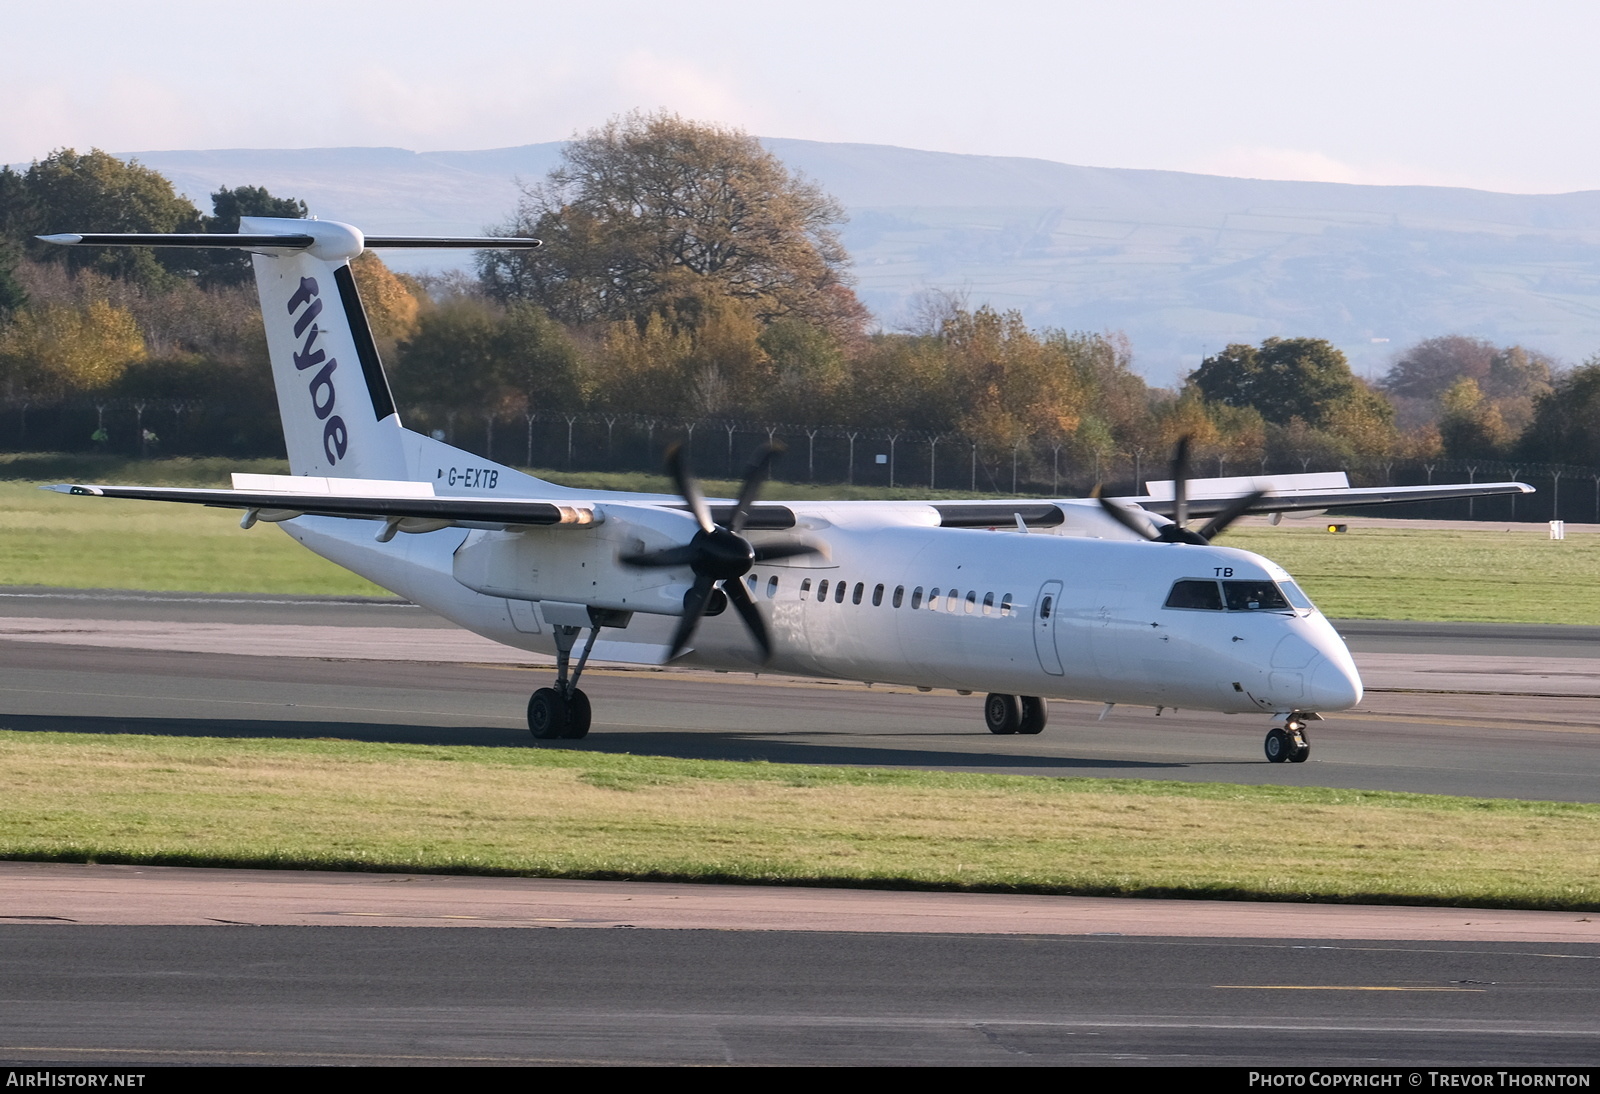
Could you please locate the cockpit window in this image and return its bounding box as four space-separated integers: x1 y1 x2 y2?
1278 580 1317 612
1223 580 1291 612
1164 579 1224 610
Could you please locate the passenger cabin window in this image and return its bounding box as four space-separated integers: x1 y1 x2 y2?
800 578 812 600
983 592 994 615
1000 594 1014 617
872 584 885 607
835 581 847 604
766 576 779 599
929 587 941 609
817 579 830 601
893 586 905 608
852 582 864 605
1165 579 1224 611
911 587 924 609
1039 595 1053 620
965 590 976 614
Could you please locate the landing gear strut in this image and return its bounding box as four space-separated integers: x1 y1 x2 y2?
1264 715 1311 763
527 609 630 742
984 694 1048 735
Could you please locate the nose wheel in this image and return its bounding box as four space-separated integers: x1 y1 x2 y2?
1264 717 1311 763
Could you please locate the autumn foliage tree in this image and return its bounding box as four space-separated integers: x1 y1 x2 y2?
13 149 202 289
479 112 868 342
0 299 145 400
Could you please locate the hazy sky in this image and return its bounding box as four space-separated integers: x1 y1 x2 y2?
6 0 1600 194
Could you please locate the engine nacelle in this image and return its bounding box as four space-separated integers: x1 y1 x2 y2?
452 502 698 616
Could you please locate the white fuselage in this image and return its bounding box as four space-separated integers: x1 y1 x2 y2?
280 498 1364 718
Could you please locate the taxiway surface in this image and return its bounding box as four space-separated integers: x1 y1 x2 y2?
0 588 1595 801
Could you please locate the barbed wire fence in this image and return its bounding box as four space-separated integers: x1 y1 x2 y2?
6 397 1599 523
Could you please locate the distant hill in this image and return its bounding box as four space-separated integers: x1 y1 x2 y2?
115 140 1600 385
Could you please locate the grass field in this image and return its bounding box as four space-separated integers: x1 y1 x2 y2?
1224 525 1600 624
3 731 1596 910
1 455 1594 622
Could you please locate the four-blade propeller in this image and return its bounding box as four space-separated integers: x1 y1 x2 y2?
621 444 819 662
1094 436 1266 546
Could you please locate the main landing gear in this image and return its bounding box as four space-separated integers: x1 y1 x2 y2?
984 693 1048 735
1264 714 1312 763
527 612 628 742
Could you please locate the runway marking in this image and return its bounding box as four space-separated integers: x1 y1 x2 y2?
1337 709 1600 735
0 684 525 724
0 591 417 608
1215 985 1487 992
0 1044 672 1065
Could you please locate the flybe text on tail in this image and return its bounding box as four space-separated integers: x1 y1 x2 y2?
287 276 348 466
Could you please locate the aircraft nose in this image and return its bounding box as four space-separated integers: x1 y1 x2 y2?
1305 651 1364 710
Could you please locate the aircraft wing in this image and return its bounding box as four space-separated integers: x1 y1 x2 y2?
44 483 602 529
1134 480 1535 519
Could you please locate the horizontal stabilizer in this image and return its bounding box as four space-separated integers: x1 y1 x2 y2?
38 232 539 251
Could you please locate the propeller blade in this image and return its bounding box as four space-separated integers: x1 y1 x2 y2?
667 574 717 661
1171 435 1191 530
619 543 701 569
666 444 713 534
728 443 779 535
1194 489 1268 542
723 577 772 663
1092 485 1159 541
750 539 822 563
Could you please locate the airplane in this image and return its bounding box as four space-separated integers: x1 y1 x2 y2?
38 219 1535 763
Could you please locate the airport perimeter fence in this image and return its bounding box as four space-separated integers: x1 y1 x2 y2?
4 398 1599 524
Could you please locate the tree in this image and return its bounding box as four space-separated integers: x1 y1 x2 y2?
0 244 24 323
1190 337 1374 428
19 149 201 288
939 306 1088 463
1383 334 1554 436
1383 335 1498 403
349 251 423 347
194 185 309 287
1519 360 1600 468
0 299 145 400
1384 335 1554 403
479 112 867 341
1438 378 1511 458
393 298 583 426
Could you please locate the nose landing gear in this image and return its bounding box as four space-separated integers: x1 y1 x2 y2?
1264 715 1311 763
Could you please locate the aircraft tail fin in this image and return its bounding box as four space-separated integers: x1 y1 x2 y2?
38 221 539 481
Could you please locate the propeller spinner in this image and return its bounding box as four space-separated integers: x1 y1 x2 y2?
1094 436 1266 545
621 444 818 662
